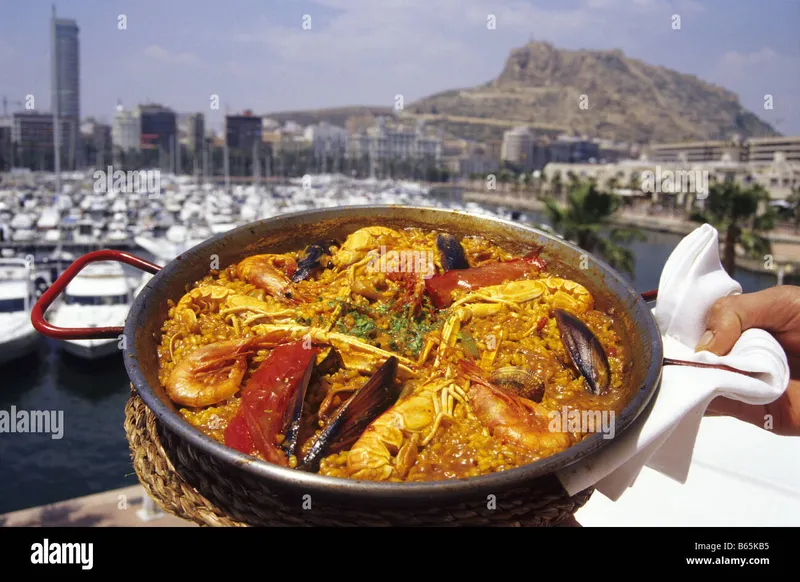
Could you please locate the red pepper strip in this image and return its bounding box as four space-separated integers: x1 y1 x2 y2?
224 414 254 455
224 341 318 465
424 254 547 308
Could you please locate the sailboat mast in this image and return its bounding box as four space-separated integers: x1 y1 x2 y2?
223 107 230 194
252 136 260 188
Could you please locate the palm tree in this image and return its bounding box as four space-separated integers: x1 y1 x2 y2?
550 172 562 197
534 171 547 197
626 173 641 193
519 172 531 196
787 183 800 234
689 182 775 277
566 170 579 191
497 169 514 193
544 180 644 275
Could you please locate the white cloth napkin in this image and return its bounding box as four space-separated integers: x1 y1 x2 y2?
556 223 790 501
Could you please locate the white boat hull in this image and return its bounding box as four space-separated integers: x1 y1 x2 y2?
60 338 121 360
0 326 40 366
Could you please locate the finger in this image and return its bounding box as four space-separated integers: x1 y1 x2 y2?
705 395 768 428
696 286 800 356
708 386 800 437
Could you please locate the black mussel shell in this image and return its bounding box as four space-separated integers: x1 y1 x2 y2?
292 240 337 282
554 309 611 395
298 356 401 471
279 353 317 457
315 347 344 378
436 233 470 271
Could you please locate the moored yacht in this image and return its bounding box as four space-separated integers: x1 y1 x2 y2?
49 262 133 359
0 258 41 366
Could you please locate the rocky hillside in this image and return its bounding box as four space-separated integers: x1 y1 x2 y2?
406 41 779 144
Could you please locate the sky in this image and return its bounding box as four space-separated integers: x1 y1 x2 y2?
0 0 798 135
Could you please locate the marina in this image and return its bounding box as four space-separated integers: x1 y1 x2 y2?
0 172 794 521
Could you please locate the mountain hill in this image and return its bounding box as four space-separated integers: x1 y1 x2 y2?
263 42 779 145
406 41 779 144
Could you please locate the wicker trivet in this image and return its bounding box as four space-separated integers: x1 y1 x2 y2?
124 389 593 526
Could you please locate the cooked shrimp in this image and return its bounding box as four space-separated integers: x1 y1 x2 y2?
461 362 572 453
165 338 260 407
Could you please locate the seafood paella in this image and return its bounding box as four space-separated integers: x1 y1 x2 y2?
157 226 633 482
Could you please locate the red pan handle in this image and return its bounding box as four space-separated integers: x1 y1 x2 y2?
641 289 658 302
31 249 162 340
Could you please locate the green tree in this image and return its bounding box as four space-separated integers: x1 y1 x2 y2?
627 173 641 193
787 183 800 234
550 172 562 197
545 180 644 275
520 172 531 192
497 169 513 192
690 182 775 277
534 171 547 197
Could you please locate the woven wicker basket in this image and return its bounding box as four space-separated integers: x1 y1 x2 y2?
124 389 593 526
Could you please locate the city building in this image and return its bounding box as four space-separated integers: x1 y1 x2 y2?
267 121 310 154
645 137 746 163
439 141 464 175
261 128 281 147
261 117 281 132
304 122 348 158
225 110 262 151
176 113 190 146
484 140 503 163
543 154 800 203
635 135 800 199
550 135 601 164
501 128 611 170
186 113 205 155
11 112 54 167
137 104 177 152
645 136 800 164
80 119 111 166
0 117 12 169
111 104 141 152
745 136 800 163
596 140 637 163
347 117 442 161
51 10 80 168
501 126 537 168
441 140 499 176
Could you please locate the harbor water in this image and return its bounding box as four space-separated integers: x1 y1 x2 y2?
0 206 784 515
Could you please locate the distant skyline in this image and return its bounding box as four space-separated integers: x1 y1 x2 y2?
1 0 798 136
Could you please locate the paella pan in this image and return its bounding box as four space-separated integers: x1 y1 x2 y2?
32 206 663 506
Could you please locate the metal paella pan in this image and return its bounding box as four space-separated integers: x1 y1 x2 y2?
32 205 664 508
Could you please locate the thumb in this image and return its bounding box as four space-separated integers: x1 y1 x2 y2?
695 286 800 356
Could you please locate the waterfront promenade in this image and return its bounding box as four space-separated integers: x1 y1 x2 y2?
462 190 800 276
0 485 195 527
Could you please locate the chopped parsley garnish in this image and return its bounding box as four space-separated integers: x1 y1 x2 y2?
329 296 443 358
385 303 442 357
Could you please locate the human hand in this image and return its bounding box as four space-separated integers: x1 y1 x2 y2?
695 285 800 437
